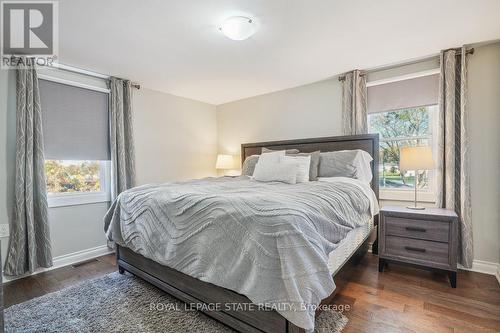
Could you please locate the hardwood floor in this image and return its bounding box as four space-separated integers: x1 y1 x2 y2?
333 255 500 333
4 253 500 332
4 254 117 308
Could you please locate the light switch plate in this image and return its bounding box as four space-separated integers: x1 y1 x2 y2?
0 224 10 238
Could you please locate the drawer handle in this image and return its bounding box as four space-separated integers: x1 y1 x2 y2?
405 246 426 253
405 226 426 232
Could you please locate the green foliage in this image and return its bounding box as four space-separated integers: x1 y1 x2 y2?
369 107 432 189
369 107 429 165
45 160 101 193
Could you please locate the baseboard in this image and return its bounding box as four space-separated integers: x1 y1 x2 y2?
458 259 500 276
3 244 114 283
460 260 500 285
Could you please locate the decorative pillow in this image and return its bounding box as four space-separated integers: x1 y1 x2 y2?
241 155 259 176
318 150 373 182
242 150 319 180
288 151 320 181
252 150 285 178
257 150 285 164
253 161 298 184
262 147 300 154
283 155 311 183
249 149 320 181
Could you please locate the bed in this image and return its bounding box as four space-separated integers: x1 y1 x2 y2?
107 134 379 333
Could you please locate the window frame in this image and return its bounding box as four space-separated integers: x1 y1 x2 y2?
47 160 111 208
39 70 112 208
367 93 438 203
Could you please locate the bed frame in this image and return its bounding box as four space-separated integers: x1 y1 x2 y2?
116 134 379 333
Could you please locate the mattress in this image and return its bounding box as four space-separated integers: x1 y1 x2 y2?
328 217 374 275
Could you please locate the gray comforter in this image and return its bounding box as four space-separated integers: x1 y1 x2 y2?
104 176 375 330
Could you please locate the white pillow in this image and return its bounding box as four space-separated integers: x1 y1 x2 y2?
253 150 285 180
257 150 285 164
283 155 311 183
252 151 285 178
253 161 298 184
355 150 374 183
245 150 285 176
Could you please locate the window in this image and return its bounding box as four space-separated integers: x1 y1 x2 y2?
368 106 437 200
39 76 111 207
46 160 103 193
45 160 111 207
367 72 439 202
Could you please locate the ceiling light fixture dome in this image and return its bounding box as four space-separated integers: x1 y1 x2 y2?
219 16 256 41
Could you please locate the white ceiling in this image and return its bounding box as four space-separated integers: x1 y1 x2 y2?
59 0 500 105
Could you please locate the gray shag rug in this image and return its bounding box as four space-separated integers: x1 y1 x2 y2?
5 272 348 333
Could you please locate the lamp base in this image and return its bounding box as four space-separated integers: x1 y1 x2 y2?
406 205 426 210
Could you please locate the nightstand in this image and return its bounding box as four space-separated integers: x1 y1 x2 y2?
378 206 458 288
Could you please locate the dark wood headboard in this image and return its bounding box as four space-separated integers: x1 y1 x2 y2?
241 134 379 200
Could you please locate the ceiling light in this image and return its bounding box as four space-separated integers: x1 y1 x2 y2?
219 16 256 41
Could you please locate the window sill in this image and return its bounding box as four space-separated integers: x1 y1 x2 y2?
379 189 436 203
48 192 110 208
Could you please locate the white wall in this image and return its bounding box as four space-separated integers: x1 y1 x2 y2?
48 203 109 257
0 68 217 276
133 88 217 185
468 42 500 264
217 78 342 156
216 44 500 266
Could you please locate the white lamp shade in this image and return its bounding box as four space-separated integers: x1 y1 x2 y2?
216 154 235 170
400 146 435 171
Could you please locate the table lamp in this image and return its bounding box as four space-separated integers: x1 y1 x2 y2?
399 146 435 210
216 154 236 176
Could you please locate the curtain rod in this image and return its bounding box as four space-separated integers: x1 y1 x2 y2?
338 71 366 82
52 63 141 89
337 47 474 82
10 57 141 89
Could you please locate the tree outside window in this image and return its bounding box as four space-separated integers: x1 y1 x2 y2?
45 160 102 193
368 105 436 190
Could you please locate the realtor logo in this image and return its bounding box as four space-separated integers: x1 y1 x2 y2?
1 1 58 68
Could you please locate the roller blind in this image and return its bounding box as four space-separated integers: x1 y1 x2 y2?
367 74 439 113
39 79 110 160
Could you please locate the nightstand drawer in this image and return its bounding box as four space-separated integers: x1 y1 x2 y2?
385 216 450 243
385 236 449 266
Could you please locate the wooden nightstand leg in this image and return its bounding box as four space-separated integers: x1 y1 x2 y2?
378 259 385 272
449 271 457 288
372 237 378 255
372 224 379 255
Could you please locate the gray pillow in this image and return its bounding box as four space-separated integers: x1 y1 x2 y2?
262 147 300 154
319 151 358 178
241 155 259 176
318 150 373 181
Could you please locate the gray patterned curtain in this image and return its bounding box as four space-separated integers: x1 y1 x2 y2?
436 46 473 268
341 70 367 135
110 77 136 199
4 58 53 276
